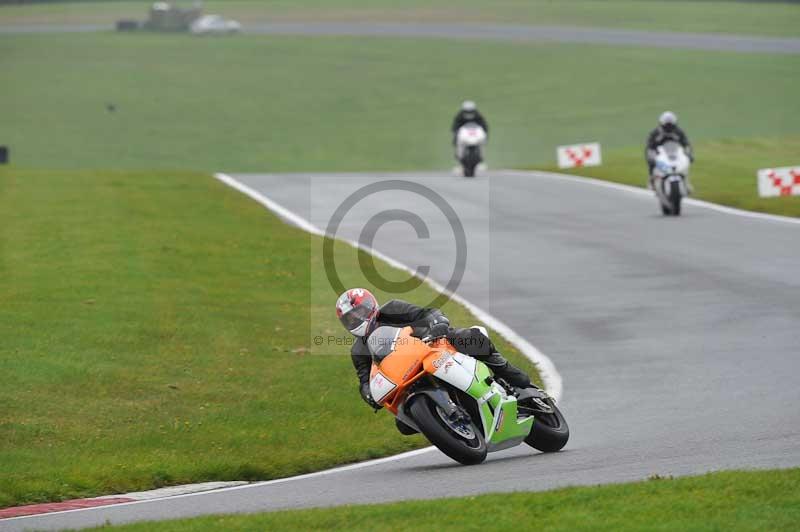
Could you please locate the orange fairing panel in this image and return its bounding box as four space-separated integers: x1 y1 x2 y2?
377 335 426 384
379 332 456 379
371 328 459 407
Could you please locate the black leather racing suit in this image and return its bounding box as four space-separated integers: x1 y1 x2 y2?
451 110 489 144
645 125 693 174
351 299 532 392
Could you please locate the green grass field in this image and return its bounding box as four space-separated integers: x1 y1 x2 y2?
2 33 798 173
3 0 800 37
534 136 800 217
0 167 542 508
3 32 798 217
91 468 800 531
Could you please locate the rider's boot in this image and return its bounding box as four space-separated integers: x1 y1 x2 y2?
485 355 533 390
450 327 536 391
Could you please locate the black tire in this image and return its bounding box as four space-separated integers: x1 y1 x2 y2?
524 399 569 453
670 181 682 216
661 203 670 216
409 395 487 465
395 418 418 436
664 181 681 216
462 147 480 178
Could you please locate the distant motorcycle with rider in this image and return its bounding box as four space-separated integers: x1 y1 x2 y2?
451 100 489 178
645 111 695 216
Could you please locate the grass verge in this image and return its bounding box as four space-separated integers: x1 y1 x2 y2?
531 136 800 218
2 0 800 37
91 468 800 531
0 168 541 508
1 33 798 172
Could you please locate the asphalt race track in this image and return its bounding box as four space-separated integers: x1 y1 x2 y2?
5 170 798 531
2 22 799 54
243 22 800 54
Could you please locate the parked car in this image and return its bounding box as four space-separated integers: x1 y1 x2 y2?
190 14 241 35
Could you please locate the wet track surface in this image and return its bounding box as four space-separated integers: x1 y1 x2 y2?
6 170 798 531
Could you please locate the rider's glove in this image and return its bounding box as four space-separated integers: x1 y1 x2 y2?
360 381 382 410
413 313 451 342
427 321 451 341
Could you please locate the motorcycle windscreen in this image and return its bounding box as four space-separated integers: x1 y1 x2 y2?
662 141 681 160
367 326 403 363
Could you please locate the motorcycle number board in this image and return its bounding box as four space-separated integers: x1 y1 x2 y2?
370 371 397 403
557 142 602 169
757 166 800 198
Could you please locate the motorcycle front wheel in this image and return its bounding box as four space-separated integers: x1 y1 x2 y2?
409 395 487 465
524 399 569 453
462 147 480 178
669 181 682 215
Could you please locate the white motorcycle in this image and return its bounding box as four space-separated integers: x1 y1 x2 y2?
455 123 487 178
651 141 692 216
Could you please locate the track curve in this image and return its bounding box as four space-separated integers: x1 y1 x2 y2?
3 170 799 531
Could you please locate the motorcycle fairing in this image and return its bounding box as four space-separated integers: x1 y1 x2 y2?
422 351 533 451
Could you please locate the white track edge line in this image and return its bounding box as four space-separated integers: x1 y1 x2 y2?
1 448 437 523
506 169 800 225
93 481 249 501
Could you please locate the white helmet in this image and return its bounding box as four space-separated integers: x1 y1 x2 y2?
461 100 477 112
659 111 677 126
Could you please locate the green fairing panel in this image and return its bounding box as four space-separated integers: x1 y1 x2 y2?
489 400 533 444
466 360 493 436
466 359 533 443
467 360 500 409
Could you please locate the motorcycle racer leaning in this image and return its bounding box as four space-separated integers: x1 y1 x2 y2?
645 111 694 189
335 288 534 432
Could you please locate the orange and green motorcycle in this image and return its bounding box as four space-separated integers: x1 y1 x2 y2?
367 326 569 465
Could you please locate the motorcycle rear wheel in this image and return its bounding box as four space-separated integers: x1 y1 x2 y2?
524 399 569 453
409 395 487 465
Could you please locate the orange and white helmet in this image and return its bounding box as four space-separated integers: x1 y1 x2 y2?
335 288 379 337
